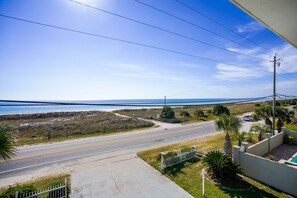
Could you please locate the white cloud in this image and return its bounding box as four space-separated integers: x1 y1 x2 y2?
215 44 297 80
214 64 264 80
237 21 265 33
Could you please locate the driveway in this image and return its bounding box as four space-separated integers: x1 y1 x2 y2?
71 153 193 198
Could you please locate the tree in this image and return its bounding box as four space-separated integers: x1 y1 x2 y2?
160 106 175 119
250 124 271 142
193 108 205 118
216 114 241 157
233 132 246 146
213 104 230 116
0 125 16 161
276 107 295 132
254 105 273 128
202 150 242 180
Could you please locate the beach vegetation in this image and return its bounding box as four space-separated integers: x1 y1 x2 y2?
160 106 175 119
193 108 205 119
213 104 230 116
180 111 190 117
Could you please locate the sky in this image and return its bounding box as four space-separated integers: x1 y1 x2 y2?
0 0 296 100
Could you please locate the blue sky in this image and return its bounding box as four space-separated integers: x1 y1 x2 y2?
0 0 296 100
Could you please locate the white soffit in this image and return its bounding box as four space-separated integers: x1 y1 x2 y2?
230 0 297 48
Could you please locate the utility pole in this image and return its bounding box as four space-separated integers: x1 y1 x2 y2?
270 54 280 135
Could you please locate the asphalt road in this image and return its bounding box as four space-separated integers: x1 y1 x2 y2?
0 117 260 183
0 120 218 180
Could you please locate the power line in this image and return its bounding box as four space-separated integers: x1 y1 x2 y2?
175 0 274 54
134 0 269 56
0 14 265 69
175 0 297 70
70 0 264 61
0 96 272 107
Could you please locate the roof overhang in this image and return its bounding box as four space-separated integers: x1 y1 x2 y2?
230 0 297 48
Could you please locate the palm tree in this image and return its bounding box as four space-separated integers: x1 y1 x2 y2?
0 125 16 161
275 107 295 133
250 124 271 142
202 150 242 180
254 105 273 129
216 114 241 157
233 131 246 146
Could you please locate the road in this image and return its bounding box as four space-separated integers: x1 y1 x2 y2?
0 119 257 184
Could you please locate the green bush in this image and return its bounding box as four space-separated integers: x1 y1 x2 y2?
180 111 190 117
286 135 294 145
163 151 179 160
202 150 242 180
213 105 230 116
255 103 261 107
160 106 175 119
1 184 37 198
252 114 260 121
181 146 193 153
206 109 212 114
193 108 205 118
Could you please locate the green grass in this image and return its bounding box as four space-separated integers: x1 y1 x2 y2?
285 123 297 132
0 173 71 197
138 133 290 198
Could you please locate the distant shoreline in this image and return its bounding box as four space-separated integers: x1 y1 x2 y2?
0 98 271 116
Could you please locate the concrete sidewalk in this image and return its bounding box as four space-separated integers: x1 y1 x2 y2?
71 154 193 198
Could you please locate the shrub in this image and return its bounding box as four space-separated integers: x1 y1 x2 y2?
180 111 190 117
160 106 175 119
193 108 205 118
1 184 37 197
255 103 261 107
252 114 260 121
181 146 193 153
285 135 294 145
163 151 179 160
213 105 230 116
206 109 212 114
202 150 242 180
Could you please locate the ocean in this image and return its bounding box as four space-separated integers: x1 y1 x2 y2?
0 98 267 115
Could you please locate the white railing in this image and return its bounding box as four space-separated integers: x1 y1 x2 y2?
160 146 197 169
15 178 67 198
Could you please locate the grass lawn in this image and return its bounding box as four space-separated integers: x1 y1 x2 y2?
0 173 71 197
138 133 290 198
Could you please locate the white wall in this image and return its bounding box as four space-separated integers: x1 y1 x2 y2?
239 152 297 197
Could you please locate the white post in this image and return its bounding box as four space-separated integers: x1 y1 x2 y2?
201 168 206 196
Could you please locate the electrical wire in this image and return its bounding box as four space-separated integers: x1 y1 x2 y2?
70 0 265 61
134 0 269 56
0 13 259 68
0 96 272 107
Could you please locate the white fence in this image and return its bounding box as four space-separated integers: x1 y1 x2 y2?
233 129 297 197
160 146 196 169
15 178 67 198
